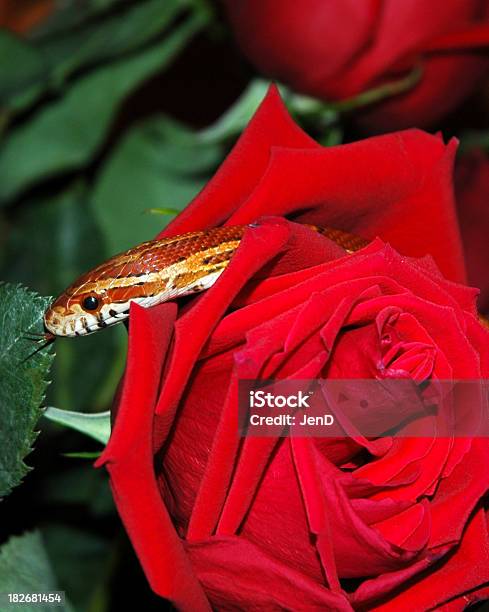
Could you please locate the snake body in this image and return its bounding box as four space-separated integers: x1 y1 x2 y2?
43 224 369 338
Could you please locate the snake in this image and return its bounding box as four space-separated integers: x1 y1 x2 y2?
36 222 488 349
40 224 368 342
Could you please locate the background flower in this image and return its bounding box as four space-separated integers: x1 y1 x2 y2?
224 0 489 131
99 88 489 610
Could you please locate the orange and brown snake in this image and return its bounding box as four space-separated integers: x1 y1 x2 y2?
41 224 368 341
39 222 488 345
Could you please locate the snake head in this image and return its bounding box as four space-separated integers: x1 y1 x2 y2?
44 290 113 337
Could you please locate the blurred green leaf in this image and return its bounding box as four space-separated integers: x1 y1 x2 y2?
1 182 106 294
0 283 53 498
319 126 343 147
42 525 111 612
459 129 489 153
32 0 128 38
0 531 74 612
62 451 102 459
38 0 185 86
1 183 124 412
0 31 48 111
0 10 208 204
40 466 114 516
50 328 126 413
199 79 271 144
43 407 111 445
92 116 223 253
145 206 181 215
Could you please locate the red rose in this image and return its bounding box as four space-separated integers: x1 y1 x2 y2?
96 88 489 610
456 150 489 314
223 0 489 131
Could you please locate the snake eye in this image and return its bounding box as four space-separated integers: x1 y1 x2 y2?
82 295 100 311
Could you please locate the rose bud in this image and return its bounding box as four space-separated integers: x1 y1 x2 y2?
96 88 489 610
223 0 489 131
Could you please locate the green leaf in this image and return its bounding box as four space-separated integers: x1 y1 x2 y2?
0 10 207 204
32 0 127 38
62 451 102 459
43 407 111 445
145 206 182 216
1 182 106 294
0 283 53 498
459 129 489 153
37 0 185 87
0 183 124 412
39 466 114 516
92 116 223 253
0 31 48 111
198 78 272 144
0 530 74 612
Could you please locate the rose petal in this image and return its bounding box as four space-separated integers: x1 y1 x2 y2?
96 303 210 610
